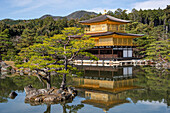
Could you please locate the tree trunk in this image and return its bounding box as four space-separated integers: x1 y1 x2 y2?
44 104 51 113
60 59 67 90
37 75 45 87
62 103 67 113
46 72 51 90
36 70 51 90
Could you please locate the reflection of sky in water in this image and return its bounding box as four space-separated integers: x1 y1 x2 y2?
107 101 169 113
0 91 169 113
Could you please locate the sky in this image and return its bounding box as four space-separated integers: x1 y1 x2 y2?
0 0 169 20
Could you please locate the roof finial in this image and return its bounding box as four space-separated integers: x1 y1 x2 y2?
103 9 107 15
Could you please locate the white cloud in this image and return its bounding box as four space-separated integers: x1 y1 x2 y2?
132 0 169 10
87 8 116 14
87 8 131 14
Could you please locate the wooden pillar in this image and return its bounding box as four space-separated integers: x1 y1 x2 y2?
98 49 100 58
112 49 113 58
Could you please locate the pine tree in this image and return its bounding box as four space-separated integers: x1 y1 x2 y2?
0 29 12 60
145 39 170 63
16 27 96 89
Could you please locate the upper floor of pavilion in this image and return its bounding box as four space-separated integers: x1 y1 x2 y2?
79 14 131 34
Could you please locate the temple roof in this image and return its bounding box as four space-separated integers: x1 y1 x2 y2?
114 32 144 37
79 15 131 24
81 99 129 111
70 32 144 38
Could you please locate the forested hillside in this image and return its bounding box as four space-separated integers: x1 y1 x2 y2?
0 6 169 63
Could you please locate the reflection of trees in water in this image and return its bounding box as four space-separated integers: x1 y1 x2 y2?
61 103 84 113
0 74 74 103
127 66 170 106
127 89 170 106
43 103 84 113
0 77 18 103
0 75 44 103
25 101 84 113
44 104 51 113
1 66 169 109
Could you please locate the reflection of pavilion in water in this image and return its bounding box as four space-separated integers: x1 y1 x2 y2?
82 90 130 112
73 66 141 112
74 66 140 93
77 66 134 80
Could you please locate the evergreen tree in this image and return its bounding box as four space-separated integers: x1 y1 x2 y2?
0 29 12 60
16 27 96 89
16 28 36 51
145 39 170 63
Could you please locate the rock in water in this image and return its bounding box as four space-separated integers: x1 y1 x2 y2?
9 91 18 99
24 85 78 103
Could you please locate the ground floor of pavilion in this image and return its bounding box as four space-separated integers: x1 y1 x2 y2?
80 46 138 60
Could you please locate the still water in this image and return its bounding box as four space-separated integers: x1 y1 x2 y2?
0 66 169 113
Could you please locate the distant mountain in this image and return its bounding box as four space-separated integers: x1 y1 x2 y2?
0 18 26 25
0 10 98 23
40 14 63 20
1 19 14 21
40 10 97 20
66 10 97 19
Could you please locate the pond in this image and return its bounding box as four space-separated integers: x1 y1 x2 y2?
0 66 170 113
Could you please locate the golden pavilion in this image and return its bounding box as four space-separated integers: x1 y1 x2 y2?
71 13 144 60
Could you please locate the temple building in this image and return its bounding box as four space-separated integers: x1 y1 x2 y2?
72 14 144 60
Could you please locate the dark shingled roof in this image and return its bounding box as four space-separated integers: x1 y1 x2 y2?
79 15 131 23
114 32 144 37
70 32 144 38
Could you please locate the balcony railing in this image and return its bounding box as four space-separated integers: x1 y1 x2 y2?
95 42 135 46
84 27 107 33
85 28 125 33
94 54 118 59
